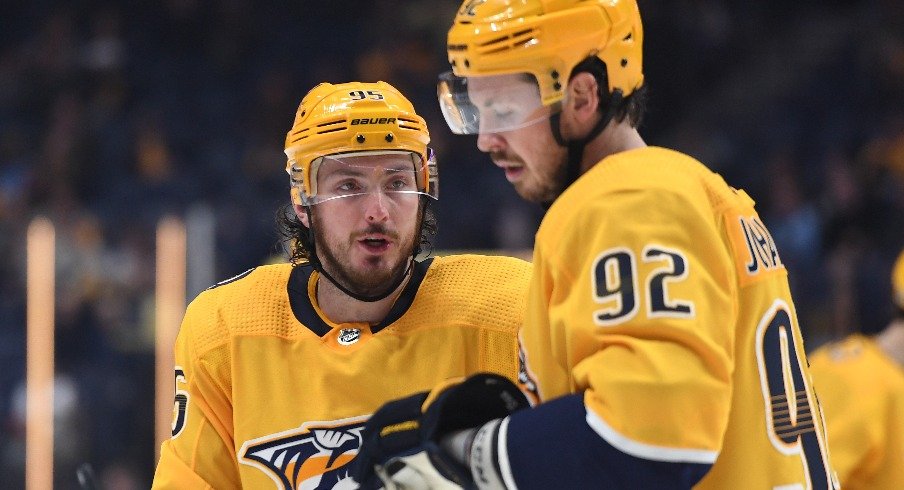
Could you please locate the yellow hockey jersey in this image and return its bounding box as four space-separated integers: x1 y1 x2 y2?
516 146 835 488
152 254 531 489
810 334 904 489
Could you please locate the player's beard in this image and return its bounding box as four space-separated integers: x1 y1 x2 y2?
314 221 417 298
537 152 570 204
492 146 569 205
517 154 569 204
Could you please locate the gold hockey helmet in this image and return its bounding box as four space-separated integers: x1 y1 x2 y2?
446 0 644 106
284 81 436 205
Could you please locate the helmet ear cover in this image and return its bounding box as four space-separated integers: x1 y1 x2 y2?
284 81 433 206
446 0 644 107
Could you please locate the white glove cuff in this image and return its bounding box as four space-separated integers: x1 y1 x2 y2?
440 427 478 466
468 417 508 490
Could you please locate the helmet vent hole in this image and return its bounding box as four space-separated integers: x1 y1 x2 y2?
621 58 628 67
623 33 632 41
464 59 470 68
300 109 306 117
356 134 365 143
551 70 559 79
317 118 345 128
553 82 562 91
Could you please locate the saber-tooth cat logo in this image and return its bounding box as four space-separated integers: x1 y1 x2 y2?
240 417 367 489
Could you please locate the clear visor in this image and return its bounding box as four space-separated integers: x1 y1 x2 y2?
437 71 560 135
300 150 438 206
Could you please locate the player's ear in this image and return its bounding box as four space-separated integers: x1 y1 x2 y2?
562 72 601 135
294 204 310 227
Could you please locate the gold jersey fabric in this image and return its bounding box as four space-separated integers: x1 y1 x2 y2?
518 146 835 488
810 334 904 489
152 254 531 489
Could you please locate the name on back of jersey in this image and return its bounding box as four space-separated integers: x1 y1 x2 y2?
728 213 785 286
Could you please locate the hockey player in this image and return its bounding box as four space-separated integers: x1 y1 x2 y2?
809 250 904 489
353 1 836 488
152 81 532 489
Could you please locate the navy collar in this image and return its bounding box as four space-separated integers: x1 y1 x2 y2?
287 258 433 336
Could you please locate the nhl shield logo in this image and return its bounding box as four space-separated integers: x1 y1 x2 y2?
337 328 361 346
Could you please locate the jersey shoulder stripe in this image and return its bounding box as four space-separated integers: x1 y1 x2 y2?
206 267 256 290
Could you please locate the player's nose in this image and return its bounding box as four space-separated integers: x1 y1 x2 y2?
363 192 390 223
477 132 505 154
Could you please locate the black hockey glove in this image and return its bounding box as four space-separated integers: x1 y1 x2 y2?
352 373 529 489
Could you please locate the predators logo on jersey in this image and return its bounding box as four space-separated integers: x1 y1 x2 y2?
239 416 367 490
152 255 532 488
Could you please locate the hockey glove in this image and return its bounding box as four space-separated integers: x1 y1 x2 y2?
352 373 529 489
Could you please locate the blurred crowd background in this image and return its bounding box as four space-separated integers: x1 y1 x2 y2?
1 0 903 487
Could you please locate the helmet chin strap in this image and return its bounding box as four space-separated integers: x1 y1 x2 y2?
545 89 624 207
303 199 428 303
317 257 413 303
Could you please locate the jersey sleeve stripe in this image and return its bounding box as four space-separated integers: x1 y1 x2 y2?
585 407 719 464
497 416 519 490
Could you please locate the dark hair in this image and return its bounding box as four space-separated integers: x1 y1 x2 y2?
570 56 648 128
276 199 438 266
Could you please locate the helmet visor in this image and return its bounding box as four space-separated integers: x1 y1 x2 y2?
437 71 559 135
300 150 437 206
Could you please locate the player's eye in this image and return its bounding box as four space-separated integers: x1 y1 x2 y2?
336 180 363 194
484 101 517 120
492 108 513 120
388 176 415 190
